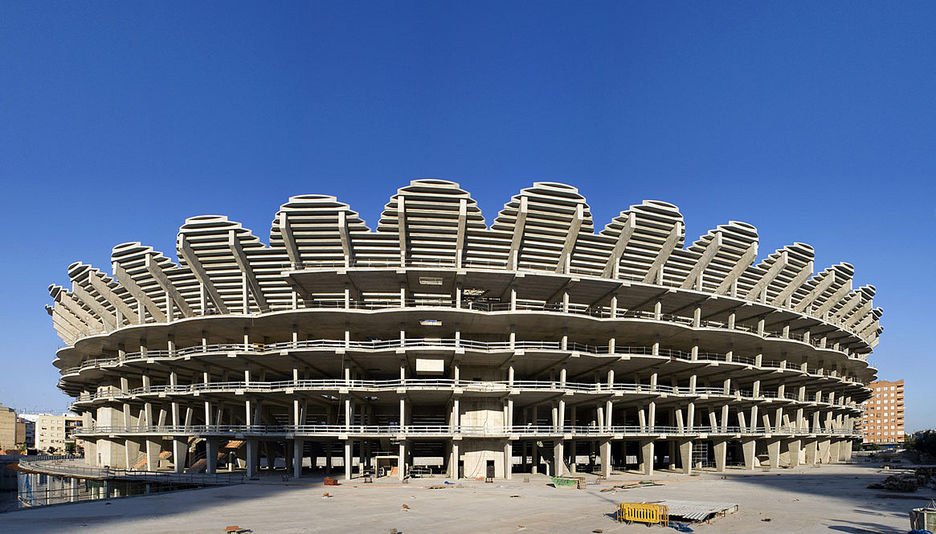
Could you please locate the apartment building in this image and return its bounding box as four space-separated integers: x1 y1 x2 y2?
862 380 905 445
0 404 16 450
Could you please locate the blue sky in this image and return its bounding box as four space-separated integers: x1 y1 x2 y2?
1 2 933 428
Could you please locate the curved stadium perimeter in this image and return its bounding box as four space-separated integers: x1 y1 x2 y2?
47 180 882 481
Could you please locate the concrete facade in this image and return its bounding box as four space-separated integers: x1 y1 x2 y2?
47 180 882 479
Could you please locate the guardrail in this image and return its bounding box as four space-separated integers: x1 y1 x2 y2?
62 337 863 385
74 423 860 438
72 378 862 410
17 458 244 485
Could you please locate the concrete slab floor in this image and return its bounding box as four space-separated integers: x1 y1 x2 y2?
1 464 933 534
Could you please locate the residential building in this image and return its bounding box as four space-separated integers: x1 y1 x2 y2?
862 380 905 445
15 417 35 448
33 414 83 452
0 404 17 450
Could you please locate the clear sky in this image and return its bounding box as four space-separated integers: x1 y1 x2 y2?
1 2 933 429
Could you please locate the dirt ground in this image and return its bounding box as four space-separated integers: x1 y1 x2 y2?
1 462 932 533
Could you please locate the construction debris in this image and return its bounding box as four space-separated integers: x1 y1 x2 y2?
868 468 936 492
649 500 738 523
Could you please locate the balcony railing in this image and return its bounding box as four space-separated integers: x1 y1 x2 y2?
73 423 861 438
61 337 864 385
72 378 862 411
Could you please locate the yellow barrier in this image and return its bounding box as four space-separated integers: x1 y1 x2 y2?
617 502 669 526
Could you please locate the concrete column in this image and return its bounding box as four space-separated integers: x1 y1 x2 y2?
293 438 304 478
803 439 818 466
713 439 727 472
451 440 459 478
172 438 187 473
766 438 781 468
829 440 841 463
818 438 831 464
600 440 612 477
504 441 512 480
786 439 801 467
344 439 353 481
640 439 654 475
206 439 218 475
246 439 258 478
398 440 406 480
741 438 756 470
553 440 565 477
678 439 693 474
532 440 539 474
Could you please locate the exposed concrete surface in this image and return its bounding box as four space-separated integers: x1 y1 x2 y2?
2 464 932 533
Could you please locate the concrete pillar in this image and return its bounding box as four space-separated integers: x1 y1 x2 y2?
504 441 512 480
532 440 539 474
398 440 406 481
713 439 727 472
246 439 258 478
640 439 654 475
678 439 693 474
786 439 801 467
803 439 818 466
569 440 577 473
344 439 353 481
829 440 841 463
293 438 304 478
553 440 565 477
841 440 853 462
206 439 218 475
741 438 756 470
600 440 612 477
172 438 187 473
818 438 831 464
451 440 459 478
766 438 781 468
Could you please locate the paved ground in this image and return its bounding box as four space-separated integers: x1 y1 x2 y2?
1 462 932 533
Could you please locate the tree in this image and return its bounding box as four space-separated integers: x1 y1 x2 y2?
907 431 936 457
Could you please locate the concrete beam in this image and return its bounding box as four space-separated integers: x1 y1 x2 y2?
745 250 788 301
602 212 636 278
228 230 270 313
793 270 836 312
715 241 758 296
770 261 813 307
642 222 682 284
556 204 584 273
89 271 139 325
70 283 118 330
278 211 303 267
178 235 229 314
112 262 168 322
680 232 722 290
506 196 528 271
455 198 467 268
144 254 195 317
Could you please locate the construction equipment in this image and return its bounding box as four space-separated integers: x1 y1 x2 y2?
617 502 669 527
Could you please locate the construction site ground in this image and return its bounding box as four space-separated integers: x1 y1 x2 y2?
1 462 932 533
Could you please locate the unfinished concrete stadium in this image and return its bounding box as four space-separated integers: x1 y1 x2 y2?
46 180 882 481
